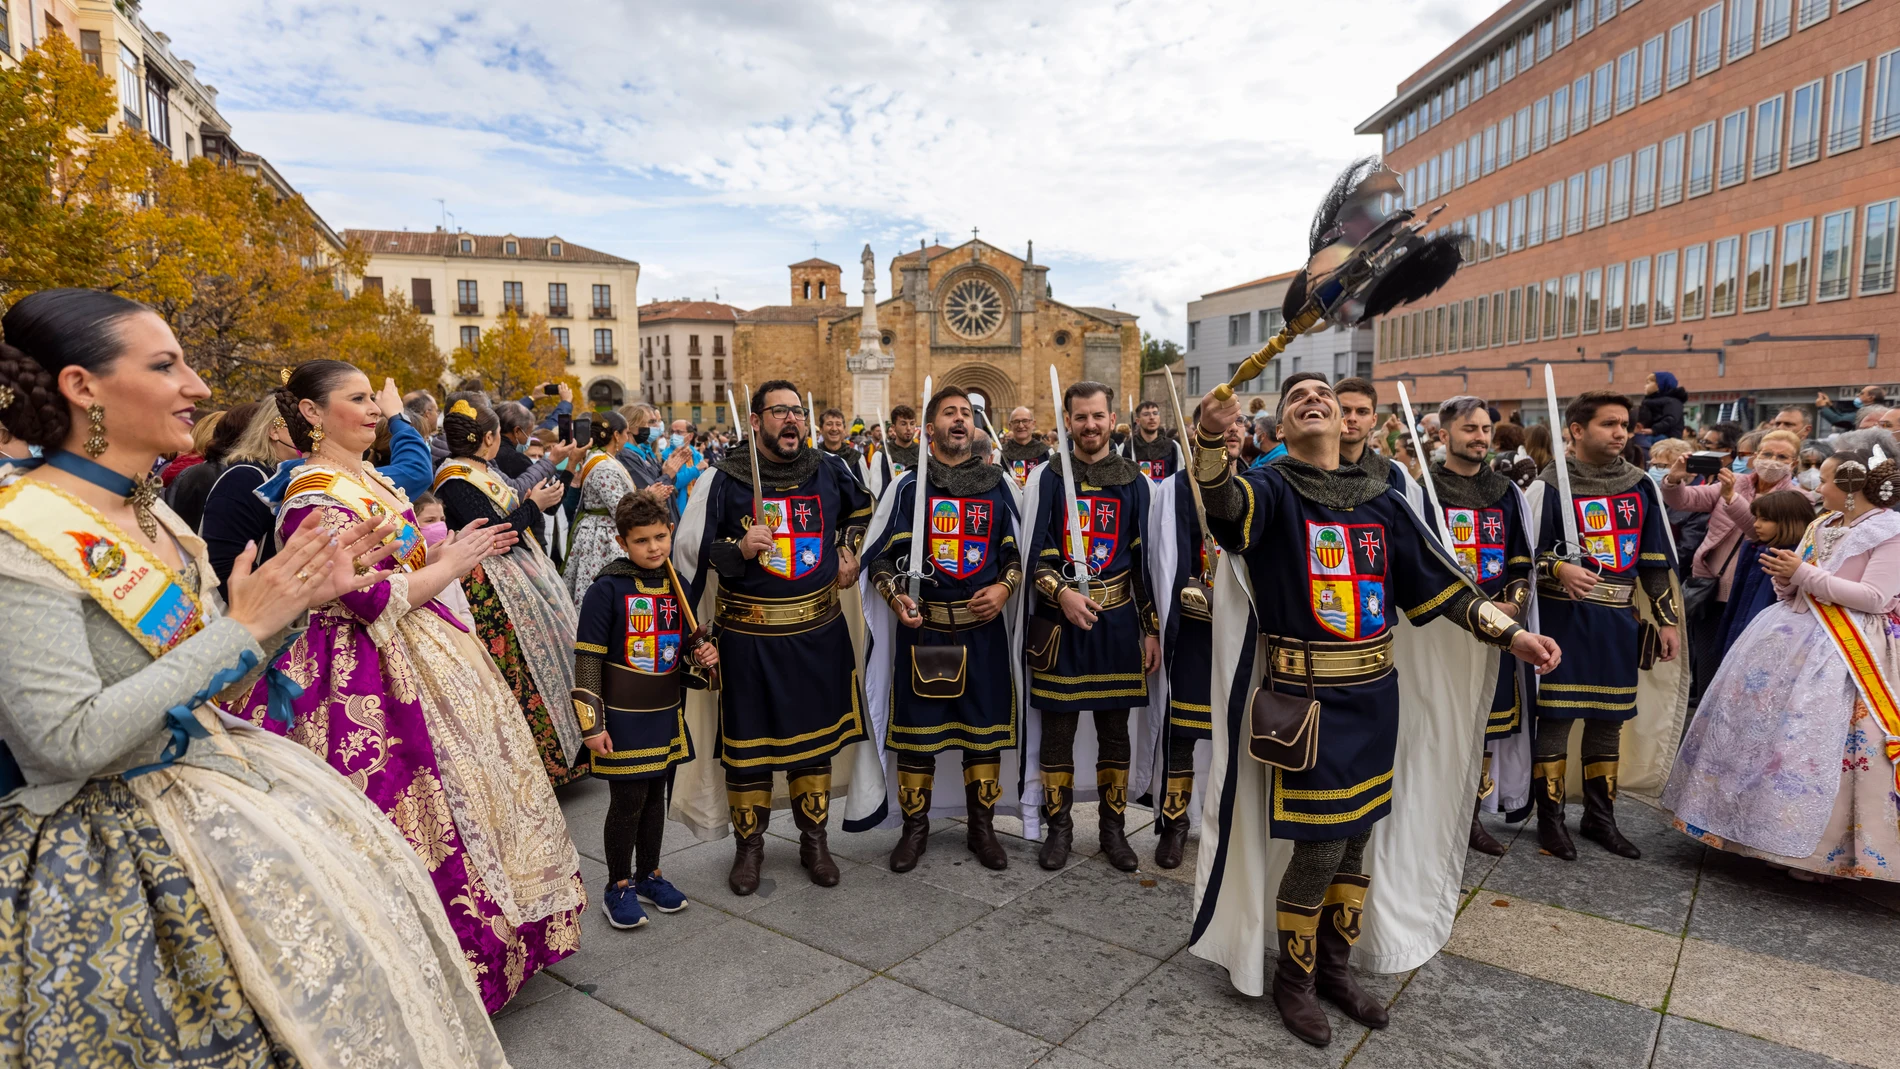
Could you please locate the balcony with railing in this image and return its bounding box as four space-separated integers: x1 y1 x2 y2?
502 299 527 315
547 303 570 318
591 303 614 319
592 347 618 365
455 300 482 316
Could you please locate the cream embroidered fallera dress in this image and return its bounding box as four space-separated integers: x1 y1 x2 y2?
0 482 506 1068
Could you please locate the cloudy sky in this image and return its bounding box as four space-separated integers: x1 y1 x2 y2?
145 0 1500 341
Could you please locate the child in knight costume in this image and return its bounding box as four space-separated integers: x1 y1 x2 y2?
860 385 1023 872
674 380 874 895
1425 396 1536 855
1529 390 1685 862
1023 379 1163 874
1188 372 1560 1047
573 492 716 930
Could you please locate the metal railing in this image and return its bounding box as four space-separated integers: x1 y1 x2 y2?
592 348 618 364
547 304 570 318
456 301 482 316
591 304 614 319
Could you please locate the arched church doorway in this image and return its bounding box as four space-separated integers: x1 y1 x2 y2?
939 362 1018 434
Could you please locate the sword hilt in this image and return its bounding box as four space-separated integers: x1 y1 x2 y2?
1210 306 1324 402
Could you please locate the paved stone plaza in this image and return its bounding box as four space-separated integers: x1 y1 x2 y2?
495 778 1899 1068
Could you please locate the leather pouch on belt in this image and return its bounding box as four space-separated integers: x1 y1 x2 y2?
1024 610 1061 673
911 645 968 699
1637 619 1660 671
1249 638 1320 772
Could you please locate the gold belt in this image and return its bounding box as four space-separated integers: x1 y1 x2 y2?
1537 575 1636 607
716 587 840 633
920 599 989 629
1265 634 1395 687
1088 571 1134 611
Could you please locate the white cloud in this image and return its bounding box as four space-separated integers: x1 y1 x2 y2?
144 0 1499 338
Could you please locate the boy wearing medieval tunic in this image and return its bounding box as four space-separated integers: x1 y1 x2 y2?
676 380 874 895
1425 396 1536 856
1186 373 1559 1049
861 386 1023 873
1023 382 1162 874
1129 401 1179 484
1001 406 1052 491
1529 391 1683 862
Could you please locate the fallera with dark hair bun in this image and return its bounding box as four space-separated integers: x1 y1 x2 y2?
0 288 154 450
274 359 365 453
590 410 628 449
442 392 500 459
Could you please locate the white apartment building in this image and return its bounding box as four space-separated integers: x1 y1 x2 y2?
638 300 741 427
1183 270 1376 408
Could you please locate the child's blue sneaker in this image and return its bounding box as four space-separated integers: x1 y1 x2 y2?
634 870 688 913
604 880 649 929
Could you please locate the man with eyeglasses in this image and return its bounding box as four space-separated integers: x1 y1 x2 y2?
1001 405 1050 490
867 404 921 497
676 380 876 896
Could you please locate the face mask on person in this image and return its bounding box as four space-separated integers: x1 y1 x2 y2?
1753 459 1792 486
633 426 650 444
1731 457 1750 473
1797 466 1823 491
670 433 685 450
1648 465 1670 483
419 521 449 546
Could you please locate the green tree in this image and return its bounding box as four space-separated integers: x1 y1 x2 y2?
1141 330 1183 372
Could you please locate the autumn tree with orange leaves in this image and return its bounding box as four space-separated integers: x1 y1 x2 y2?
0 35 442 403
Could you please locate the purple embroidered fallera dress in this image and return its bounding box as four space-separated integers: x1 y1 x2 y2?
242 463 584 1011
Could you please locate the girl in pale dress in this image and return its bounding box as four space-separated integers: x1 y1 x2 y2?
0 289 506 1067
1665 444 1900 882
562 410 634 601
245 359 585 1012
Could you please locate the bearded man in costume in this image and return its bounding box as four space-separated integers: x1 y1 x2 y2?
1129 400 1179 484
1001 405 1051 492
1021 381 1162 873
867 404 921 498
1187 372 1560 1048
674 380 875 894
858 385 1023 872
1425 396 1537 855
1529 390 1685 861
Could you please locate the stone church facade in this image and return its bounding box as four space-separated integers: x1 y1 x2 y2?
734 239 1139 428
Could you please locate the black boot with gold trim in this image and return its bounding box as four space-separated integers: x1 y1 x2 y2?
889 766 932 873
1314 874 1388 1028
1037 770 1074 871
963 762 1008 870
1097 762 1138 872
789 769 842 887
1271 900 1331 1048
1533 759 1577 861
1469 753 1506 857
727 781 772 896
1153 774 1192 870
1578 755 1641 859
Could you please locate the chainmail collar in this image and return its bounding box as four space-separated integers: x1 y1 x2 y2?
596 557 668 583
716 441 820 489
881 439 919 469
1537 455 1647 497
1069 450 1139 487
925 453 1005 495
1132 432 1174 462
1271 454 1389 509
1001 439 1050 463
1430 461 1513 509
1350 446 1394 485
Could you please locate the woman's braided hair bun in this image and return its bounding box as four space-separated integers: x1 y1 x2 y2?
442 392 498 459
1870 458 1900 508
0 341 65 447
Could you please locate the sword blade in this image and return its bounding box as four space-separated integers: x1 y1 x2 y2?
1396 381 1455 557
1544 365 1581 554
907 376 932 601
742 382 765 527
1162 368 1215 580
1048 364 1091 599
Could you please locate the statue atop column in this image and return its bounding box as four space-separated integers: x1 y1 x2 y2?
846 244 895 419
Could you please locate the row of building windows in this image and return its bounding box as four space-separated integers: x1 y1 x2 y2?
640 334 726 358
359 278 618 320
1380 199 1899 360
1385 0 1864 155
457 325 614 363
1186 308 1286 351
1397 47 1893 214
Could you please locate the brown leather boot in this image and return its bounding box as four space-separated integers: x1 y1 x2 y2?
1578 756 1641 859
1037 773 1074 871
1315 874 1388 1028
963 764 1008 870
1097 764 1138 872
1533 759 1577 861
889 769 931 873
1154 774 1192 869
1469 753 1505 856
790 770 841 887
1271 901 1331 1048
726 787 771 896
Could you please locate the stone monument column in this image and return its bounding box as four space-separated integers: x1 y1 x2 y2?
846 243 896 420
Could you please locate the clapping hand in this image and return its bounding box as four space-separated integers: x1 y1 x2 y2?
225 512 394 643
1761 547 1803 580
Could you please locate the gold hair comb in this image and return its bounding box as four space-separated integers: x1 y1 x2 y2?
280 367 292 385
0 384 13 410
449 399 479 419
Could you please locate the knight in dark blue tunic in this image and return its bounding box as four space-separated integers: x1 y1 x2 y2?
1130 401 1179 485
684 381 875 895
865 391 1022 874
1529 392 1681 863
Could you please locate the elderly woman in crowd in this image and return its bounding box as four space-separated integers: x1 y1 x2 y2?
1666 436 1900 883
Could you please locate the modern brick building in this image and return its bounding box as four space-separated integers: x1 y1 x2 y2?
1359 0 1896 427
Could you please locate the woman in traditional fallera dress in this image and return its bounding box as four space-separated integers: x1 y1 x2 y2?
564 411 636 602
434 393 587 786
0 289 505 1067
1665 446 1900 882
245 359 585 1013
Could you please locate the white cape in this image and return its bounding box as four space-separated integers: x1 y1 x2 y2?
1484 481 1542 816
1187 490 1496 996
1132 470 1210 827
850 467 1027 827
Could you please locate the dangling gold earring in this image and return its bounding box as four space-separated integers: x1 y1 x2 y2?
307 425 325 453
83 404 108 458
